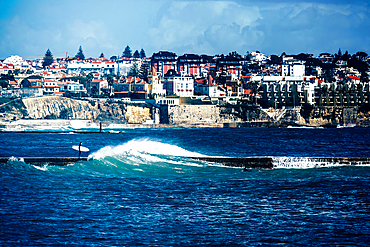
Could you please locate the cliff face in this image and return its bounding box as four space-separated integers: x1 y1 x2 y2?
23 97 95 119
0 97 153 124
1 96 370 127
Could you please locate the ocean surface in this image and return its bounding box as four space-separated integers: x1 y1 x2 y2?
1 127 370 246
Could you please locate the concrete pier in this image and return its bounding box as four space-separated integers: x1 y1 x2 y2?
188 157 274 169
0 157 88 166
1 156 369 168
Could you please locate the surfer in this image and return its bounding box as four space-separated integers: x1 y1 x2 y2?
78 142 82 159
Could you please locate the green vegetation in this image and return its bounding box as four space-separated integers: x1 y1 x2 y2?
122 45 132 58
0 97 12 105
140 48 146 58
45 113 57 119
60 108 72 119
75 46 85 60
42 48 54 68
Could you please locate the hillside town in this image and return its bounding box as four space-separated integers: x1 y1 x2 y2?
0 46 369 111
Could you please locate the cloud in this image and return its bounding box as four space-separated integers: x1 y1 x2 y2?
254 3 370 55
147 1 262 55
0 0 369 59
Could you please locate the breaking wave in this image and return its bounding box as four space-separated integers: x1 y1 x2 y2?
2 139 370 178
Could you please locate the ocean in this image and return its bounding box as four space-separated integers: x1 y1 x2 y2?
1 127 370 246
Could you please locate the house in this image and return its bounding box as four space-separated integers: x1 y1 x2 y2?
248 51 271 64
9 80 19 89
147 67 166 98
42 79 60 95
21 78 42 87
114 76 148 99
216 55 242 76
57 81 87 95
217 73 242 97
151 51 177 76
177 54 203 76
195 74 225 97
162 69 194 97
281 57 305 77
87 78 108 95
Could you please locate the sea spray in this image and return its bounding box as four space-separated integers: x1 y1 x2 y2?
89 139 205 160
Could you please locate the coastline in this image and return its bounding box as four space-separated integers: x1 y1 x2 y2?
0 118 360 132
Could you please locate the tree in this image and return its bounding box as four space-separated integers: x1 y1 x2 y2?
133 50 140 58
0 80 9 89
342 50 351 61
42 48 54 68
122 45 132 58
269 55 281 64
107 74 114 96
129 61 140 77
86 72 94 95
75 46 85 60
140 48 146 58
140 61 150 81
355 51 368 62
99 53 105 58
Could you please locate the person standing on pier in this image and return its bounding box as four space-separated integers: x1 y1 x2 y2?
78 142 82 159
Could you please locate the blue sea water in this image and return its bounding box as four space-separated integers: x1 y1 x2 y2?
1 127 370 246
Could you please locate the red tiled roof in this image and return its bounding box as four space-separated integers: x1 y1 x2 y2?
92 79 104 82
349 76 360 80
244 89 252 95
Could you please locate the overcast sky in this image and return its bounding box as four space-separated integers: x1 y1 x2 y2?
0 0 369 60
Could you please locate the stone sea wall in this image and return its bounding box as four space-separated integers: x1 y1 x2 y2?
1 96 370 127
0 97 154 124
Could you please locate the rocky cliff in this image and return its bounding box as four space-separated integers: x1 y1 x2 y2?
1 97 370 127
0 97 154 124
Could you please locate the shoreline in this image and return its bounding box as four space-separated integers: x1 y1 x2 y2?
0 121 361 132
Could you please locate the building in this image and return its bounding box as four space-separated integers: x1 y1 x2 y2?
217 73 243 97
281 57 305 77
114 77 148 99
216 55 242 76
58 81 87 95
177 54 203 76
42 79 60 95
89 79 108 96
151 51 177 76
195 75 225 97
162 69 194 97
147 67 166 98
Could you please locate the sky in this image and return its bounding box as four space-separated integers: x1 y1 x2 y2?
0 0 369 60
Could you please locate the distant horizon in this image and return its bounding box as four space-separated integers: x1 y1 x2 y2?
1 48 367 62
0 0 369 60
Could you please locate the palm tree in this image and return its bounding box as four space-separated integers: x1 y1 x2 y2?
86 72 94 96
107 74 114 96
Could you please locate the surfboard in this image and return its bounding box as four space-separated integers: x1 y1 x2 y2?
72 145 89 152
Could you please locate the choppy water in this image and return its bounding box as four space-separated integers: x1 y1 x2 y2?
1 127 370 246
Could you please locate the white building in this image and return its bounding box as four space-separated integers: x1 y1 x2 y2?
162 70 194 97
42 79 60 95
248 51 271 63
147 67 166 98
195 75 225 97
3 55 32 71
58 81 86 94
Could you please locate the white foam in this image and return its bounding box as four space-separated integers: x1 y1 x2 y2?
88 139 205 160
33 164 49 171
273 157 370 169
